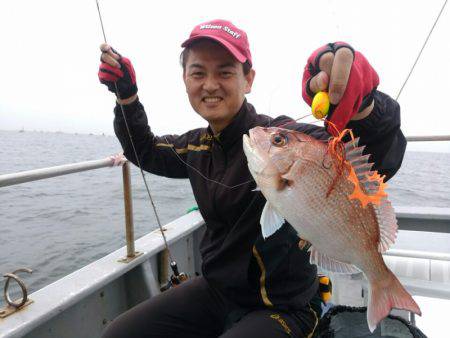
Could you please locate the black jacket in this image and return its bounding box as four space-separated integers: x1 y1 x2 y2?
113 91 406 309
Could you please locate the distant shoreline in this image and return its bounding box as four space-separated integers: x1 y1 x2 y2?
0 128 115 137
1 129 449 154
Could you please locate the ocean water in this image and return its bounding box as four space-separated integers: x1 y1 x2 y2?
0 130 449 306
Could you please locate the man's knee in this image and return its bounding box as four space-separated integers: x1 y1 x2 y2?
101 296 166 338
101 277 224 338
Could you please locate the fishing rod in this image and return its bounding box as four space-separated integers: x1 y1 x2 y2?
95 0 187 289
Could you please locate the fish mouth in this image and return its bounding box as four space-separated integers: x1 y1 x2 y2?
243 133 252 147
242 134 254 160
243 133 264 175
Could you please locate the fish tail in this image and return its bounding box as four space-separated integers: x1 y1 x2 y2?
367 270 421 332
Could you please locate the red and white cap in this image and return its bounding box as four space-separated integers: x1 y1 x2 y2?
181 19 252 66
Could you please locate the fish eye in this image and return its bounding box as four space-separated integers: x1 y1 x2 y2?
271 133 288 147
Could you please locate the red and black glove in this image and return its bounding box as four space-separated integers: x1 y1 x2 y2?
302 42 379 135
98 49 137 100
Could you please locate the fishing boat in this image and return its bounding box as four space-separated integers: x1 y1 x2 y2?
1 0 449 334
0 135 449 338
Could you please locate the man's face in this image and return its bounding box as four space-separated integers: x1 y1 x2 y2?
183 40 255 133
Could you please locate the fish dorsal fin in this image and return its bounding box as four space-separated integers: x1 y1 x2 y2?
344 137 360 152
374 199 398 253
310 246 360 274
260 202 285 239
344 139 387 208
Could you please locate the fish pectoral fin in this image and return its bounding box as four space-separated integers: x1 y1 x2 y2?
309 246 360 274
260 202 285 239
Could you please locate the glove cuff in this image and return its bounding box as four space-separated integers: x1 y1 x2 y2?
115 83 138 100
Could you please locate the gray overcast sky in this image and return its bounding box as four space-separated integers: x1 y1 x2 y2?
0 0 449 152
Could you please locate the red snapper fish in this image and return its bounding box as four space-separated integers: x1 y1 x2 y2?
242 126 421 332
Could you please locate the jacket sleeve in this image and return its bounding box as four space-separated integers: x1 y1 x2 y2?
276 90 406 182
346 90 407 181
113 99 190 178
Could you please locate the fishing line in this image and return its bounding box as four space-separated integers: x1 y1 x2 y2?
163 136 254 189
266 84 282 127
95 0 174 264
276 113 316 129
161 112 316 190
396 0 448 100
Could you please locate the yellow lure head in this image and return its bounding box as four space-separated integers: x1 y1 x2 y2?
311 91 330 119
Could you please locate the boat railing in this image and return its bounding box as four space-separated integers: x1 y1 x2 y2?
0 157 121 187
385 249 450 261
0 152 207 337
0 156 139 260
405 135 450 141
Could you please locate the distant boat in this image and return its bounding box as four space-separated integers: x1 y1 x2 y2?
18 127 25 133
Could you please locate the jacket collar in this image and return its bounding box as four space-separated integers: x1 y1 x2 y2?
207 99 258 150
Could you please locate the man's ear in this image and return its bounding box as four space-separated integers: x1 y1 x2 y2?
182 70 191 94
245 69 256 94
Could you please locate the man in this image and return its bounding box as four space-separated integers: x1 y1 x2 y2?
99 19 406 338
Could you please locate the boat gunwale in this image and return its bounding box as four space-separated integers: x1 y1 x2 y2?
0 211 205 338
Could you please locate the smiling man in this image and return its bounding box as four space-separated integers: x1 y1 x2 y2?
182 38 255 134
99 19 406 338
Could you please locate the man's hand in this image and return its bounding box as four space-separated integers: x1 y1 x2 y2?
308 48 353 105
98 44 138 104
302 42 379 134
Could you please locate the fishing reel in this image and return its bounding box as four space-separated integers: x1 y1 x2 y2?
160 261 189 292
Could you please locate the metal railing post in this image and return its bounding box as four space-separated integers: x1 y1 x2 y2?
122 162 136 258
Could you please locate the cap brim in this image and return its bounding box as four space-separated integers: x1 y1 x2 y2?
181 35 247 63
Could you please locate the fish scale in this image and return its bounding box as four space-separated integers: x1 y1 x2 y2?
294 158 373 263
243 126 421 332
